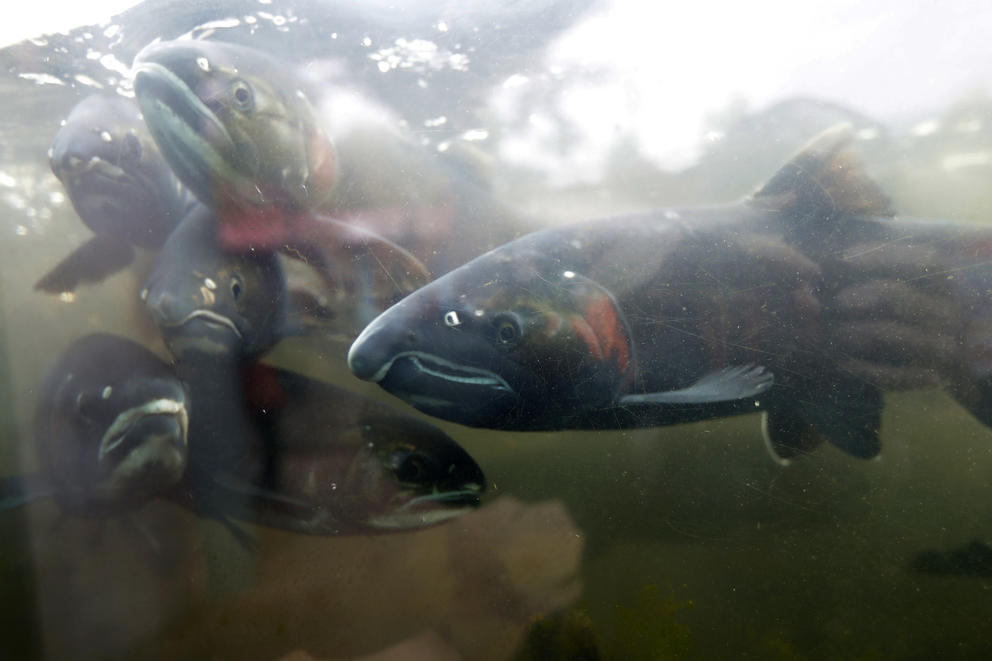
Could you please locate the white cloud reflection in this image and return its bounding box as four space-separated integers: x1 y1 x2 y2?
7 0 992 185
493 0 992 182
1 1 140 49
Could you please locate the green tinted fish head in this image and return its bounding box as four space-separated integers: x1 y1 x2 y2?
34 334 189 516
49 94 186 248
132 40 336 214
143 206 290 360
348 241 635 428
335 409 486 530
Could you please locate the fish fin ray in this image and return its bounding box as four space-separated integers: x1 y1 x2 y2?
618 365 772 405
749 124 894 227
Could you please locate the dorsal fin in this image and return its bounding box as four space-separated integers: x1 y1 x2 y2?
749 124 894 221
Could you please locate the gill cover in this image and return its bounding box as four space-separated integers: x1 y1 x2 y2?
536 270 635 406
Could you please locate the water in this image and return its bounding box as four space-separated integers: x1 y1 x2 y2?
3 1 992 659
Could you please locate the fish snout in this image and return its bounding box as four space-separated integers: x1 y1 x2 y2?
348 324 417 382
143 286 185 327
51 146 90 179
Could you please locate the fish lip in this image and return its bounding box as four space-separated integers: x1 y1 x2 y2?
133 61 243 203
56 154 127 181
132 61 234 150
365 488 483 530
399 489 483 511
97 398 189 462
369 351 514 392
426 487 484 507
158 309 244 340
64 162 155 219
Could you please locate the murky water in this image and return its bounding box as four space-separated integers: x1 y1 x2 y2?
3 2 992 659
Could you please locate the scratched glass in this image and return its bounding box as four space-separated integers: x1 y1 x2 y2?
2 2 992 659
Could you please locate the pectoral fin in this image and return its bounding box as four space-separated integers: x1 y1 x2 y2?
618 365 773 406
34 235 136 293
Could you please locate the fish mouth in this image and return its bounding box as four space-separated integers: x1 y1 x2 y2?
370 351 513 391
132 61 247 206
98 398 189 463
368 485 484 530
61 157 155 216
159 309 244 339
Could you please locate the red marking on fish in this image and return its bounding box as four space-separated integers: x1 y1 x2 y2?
216 204 297 251
571 315 604 362
581 295 632 376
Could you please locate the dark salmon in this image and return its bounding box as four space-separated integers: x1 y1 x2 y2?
348 125 992 462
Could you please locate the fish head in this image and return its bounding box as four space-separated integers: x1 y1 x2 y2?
337 411 485 530
49 94 184 248
132 39 336 215
34 334 189 516
348 243 634 428
143 206 289 360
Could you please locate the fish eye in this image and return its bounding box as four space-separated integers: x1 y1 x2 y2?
231 79 255 113
389 450 436 483
443 310 462 327
74 391 101 421
121 131 142 163
230 275 244 301
494 313 522 346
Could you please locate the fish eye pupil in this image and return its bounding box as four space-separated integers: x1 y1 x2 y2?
74 392 98 420
395 452 431 482
232 80 254 112
231 278 243 300
496 316 521 345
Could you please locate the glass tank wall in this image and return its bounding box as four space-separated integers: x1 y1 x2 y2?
2 1 992 659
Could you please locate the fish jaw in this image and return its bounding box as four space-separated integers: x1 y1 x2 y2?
365 448 486 530
348 302 524 426
157 313 245 359
95 397 189 501
132 54 248 210
365 486 483 530
68 379 190 513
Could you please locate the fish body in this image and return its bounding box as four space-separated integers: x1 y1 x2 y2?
39 94 195 293
186 363 485 534
15 335 483 533
131 39 519 275
348 125 992 461
349 204 790 431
